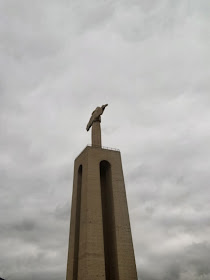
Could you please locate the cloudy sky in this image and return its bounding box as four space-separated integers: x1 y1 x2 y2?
0 0 210 279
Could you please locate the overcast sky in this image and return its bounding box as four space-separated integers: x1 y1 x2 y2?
0 0 210 279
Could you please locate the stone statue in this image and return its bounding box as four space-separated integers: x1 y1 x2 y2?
86 104 108 131
86 104 108 147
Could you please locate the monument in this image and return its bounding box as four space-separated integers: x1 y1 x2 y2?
66 104 138 280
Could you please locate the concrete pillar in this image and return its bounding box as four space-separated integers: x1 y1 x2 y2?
66 146 138 280
91 121 101 147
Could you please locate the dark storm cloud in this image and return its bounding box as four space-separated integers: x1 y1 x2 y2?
0 0 210 279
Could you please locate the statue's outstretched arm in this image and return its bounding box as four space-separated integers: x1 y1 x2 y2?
101 104 108 111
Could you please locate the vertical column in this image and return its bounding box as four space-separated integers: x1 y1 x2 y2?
92 121 101 147
66 164 82 280
72 165 83 280
85 153 106 280
111 153 138 280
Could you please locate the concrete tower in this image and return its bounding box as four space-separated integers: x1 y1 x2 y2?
66 105 138 280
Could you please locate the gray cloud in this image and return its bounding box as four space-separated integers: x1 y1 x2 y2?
138 242 210 280
0 0 210 279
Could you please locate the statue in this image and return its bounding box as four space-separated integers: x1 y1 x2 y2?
86 104 108 147
86 104 108 131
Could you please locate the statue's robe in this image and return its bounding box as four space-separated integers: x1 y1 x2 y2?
86 107 103 131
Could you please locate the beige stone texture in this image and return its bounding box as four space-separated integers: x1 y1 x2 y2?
66 146 138 280
86 104 108 132
91 121 102 147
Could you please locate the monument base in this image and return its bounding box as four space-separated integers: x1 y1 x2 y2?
66 145 137 280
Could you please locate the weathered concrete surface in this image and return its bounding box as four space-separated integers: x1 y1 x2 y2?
86 104 108 147
86 104 108 132
66 146 138 280
92 121 102 147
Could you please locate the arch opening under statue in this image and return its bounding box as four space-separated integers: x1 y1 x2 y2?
100 160 119 280
73 165 83 280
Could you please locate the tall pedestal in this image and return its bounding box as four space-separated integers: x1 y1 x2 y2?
91 121 101 147
66 146 138 280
